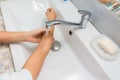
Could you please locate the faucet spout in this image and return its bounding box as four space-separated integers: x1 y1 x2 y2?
46 20 83 29
46 10 92 29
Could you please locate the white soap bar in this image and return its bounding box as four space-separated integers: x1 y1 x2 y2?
97 36 119 55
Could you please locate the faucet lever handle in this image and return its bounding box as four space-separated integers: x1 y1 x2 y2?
77 10 92 28
78 10 92 17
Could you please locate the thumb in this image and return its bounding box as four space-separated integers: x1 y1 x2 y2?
32 28 46 35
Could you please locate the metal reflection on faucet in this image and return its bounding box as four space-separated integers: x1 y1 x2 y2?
46 10 92 29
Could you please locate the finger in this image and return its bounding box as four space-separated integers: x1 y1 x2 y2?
50 8 55 12
48 8 51 12
40 29 46 33
30 29 45 39
46 8 51 14
46 8 54 13
34 28 46 34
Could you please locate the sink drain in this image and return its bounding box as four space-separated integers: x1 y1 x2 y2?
51 40 61 51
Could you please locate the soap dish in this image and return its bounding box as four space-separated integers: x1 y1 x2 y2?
91 35 120 60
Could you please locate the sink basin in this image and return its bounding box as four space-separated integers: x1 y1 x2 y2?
1 0 110 80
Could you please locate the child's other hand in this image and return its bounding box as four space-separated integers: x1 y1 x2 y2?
46 8 57 20
25 29 46 43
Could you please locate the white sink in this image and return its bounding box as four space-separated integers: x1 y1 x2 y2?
1 0 110 80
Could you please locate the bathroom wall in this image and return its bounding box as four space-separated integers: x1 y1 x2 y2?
71 0 120 46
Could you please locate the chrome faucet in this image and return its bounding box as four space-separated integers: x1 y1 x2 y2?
46 10 92 29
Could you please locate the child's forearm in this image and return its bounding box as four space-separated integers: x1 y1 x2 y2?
23 26 54 80
0 31 27 43
23 43 50 80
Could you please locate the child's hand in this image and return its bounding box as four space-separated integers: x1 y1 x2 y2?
46 8 57 20
38 8 57 50
38 29 54 51
25 29 46 43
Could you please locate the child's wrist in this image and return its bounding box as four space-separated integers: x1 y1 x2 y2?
23 31 30 42
48 18 56 21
